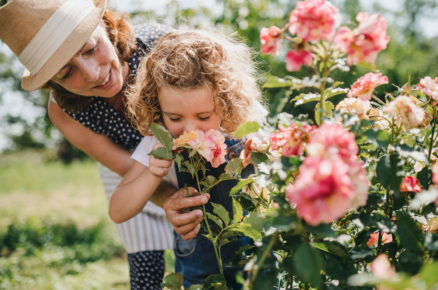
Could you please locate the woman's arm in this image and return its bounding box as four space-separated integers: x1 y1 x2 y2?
48 101 132 176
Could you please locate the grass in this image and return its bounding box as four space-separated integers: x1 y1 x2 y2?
0 150 174 289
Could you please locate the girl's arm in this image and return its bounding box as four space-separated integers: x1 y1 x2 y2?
109 143 173 223
108 160 163 223
48 101 132 176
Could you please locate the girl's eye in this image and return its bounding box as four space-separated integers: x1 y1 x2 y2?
199 116 211 121
169 117 181 122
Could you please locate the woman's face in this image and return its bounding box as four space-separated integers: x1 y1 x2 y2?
51 25 128 98
158 84 222 138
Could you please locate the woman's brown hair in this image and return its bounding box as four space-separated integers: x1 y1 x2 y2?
48 10 136 112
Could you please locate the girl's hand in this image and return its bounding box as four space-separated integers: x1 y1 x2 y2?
149 143 172 177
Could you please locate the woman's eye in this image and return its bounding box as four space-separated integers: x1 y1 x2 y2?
86 45 97 55
61 69 73 80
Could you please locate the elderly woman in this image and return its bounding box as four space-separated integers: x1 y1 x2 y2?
0 0 207 289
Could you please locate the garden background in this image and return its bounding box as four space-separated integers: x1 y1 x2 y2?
1 0 438 289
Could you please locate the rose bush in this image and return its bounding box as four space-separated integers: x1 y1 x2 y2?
161 0 438 288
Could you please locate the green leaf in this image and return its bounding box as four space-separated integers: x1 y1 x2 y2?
293 244 323 288
150 123 174 152
230 179 255 196
251 152 269 165
187 285 203 290
396 211 424 252
206 212 224 229
292 93 321 106
203 274 228 289
376 153 403 196
262 75 293 88
232 199 244 221
174 154 183 170
417 262 438 288
211 202 230 226
233 121 260 138
324 87 347 100
418 166 432 189
363 129 390 149
162 272 184 290
149 147 173 160
225 158 244 174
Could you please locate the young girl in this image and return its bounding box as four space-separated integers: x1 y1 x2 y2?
109 30 265 287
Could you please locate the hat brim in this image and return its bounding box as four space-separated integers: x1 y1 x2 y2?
21 0 107 91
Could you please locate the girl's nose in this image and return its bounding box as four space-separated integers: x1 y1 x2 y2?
184 122 198 132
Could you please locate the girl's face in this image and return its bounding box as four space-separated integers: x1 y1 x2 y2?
51 26 128 98
158 84 222 138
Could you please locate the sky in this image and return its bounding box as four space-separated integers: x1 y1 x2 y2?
0 0 437 150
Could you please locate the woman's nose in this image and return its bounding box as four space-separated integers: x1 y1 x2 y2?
76 57 100 82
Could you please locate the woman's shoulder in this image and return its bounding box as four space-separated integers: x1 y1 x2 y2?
133 23 172 49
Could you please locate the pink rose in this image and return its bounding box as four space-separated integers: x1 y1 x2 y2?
306 122 359 164
286 157 353 225
418 76 438 103
334 12 390 65
288 0 339 42
335 97 372 119
286 155 369 226
285 49 313 71
173 129 227 168
260 26 282 55
400 176 422 193
370 254 395 280
270 123 317 157
367 232 393 247
383 95 425 130
348 72 388 101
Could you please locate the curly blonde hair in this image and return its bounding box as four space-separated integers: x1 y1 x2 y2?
127 30 264 136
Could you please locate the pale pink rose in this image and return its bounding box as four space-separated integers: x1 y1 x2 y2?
260 26 282 55
418 76 438 102
348 72 389 101
336 97 372 119
334 12 390 65
367 232 393 247
432 163 438 186
173 129 227 168
306 122 358 164
400 176 422 193
286 157 354 225
270 123 317 157
370 254 395 280
203 129 227 168
285 49 313 71
383 95 425 130
288 0 339 42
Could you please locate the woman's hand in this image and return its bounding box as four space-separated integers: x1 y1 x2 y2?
163 187 210 240
149 143 172 177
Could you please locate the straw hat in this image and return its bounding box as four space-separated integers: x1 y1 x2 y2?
0 0 107 91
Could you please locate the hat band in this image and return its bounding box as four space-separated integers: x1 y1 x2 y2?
18 0 96 75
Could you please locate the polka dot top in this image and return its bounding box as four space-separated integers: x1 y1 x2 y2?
66 23 170 151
